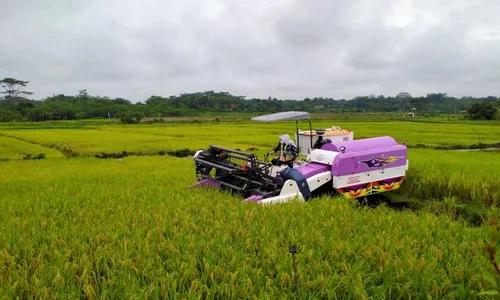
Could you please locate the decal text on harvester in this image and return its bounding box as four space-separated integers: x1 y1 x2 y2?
347 175 361 184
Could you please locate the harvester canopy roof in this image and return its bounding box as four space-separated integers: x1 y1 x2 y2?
251 111 310 122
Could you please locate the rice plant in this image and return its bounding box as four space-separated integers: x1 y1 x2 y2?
0 134 64 160
1 119 499 298
0 156 495 298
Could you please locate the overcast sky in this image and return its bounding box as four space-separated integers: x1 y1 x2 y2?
1 0 500 102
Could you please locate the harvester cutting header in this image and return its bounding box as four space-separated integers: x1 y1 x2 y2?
191 111 409 204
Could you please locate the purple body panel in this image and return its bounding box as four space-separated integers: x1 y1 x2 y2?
321 136 398 153
331 146 407 176
243 195 264 202
320 136 407 177
296 163 331 178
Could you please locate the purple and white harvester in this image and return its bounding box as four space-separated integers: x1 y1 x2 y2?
191 111 409 204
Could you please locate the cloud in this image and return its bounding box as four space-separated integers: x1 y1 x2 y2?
1 0 499 102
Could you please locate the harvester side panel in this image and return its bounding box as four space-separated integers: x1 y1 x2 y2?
332 165 407 198
332 164 407 187
323 136 408 199
330 145 407 177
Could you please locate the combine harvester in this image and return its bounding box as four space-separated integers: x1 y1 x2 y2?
191 111 409 204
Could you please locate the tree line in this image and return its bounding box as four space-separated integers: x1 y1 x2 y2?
1 77 499 123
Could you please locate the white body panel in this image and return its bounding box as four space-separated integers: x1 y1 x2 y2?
257 171 333 205
279 179 303 196
306 171 332 191
257 180 305 205
332 161 409 188
306 149 339 165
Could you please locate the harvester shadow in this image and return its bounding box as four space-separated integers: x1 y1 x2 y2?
355 193 486 228
311 187 486 228
309 182 419 212
355 193 421 212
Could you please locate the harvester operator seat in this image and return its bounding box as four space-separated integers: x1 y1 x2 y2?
271 134 298 168
313 130 332 149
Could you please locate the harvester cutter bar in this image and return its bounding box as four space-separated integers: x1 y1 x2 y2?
201 174 280 198
200 174 244 191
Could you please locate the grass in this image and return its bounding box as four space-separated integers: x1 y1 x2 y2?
2 120 499 158
1 116 499 298
103 120 500 150
401 149 500 207
0 135 64 160
0 156 495 299
0 128 248 158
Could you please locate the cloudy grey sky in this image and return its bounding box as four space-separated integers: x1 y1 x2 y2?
1 0 499 102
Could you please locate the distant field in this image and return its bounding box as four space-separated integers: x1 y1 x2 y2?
107 120 500 150
103 121 500 149
0 135 64 160
0 128 252 157
1 112 499 129
1 121 499 159
320 122 500 148
141 112 500 125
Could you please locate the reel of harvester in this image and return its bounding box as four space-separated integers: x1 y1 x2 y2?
194 145 285 199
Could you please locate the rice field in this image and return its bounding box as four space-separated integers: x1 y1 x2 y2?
0 118 499 298
0 135 64 160
0 156 496 299
0 128 255 157
401 148 500 207
1 120 500 158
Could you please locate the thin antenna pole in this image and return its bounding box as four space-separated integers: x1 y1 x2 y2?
289 245 299 299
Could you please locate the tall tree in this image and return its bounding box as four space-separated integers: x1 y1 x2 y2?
0 77 33 99
468 102 497 120
396 92 412 99
410 97 431 112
